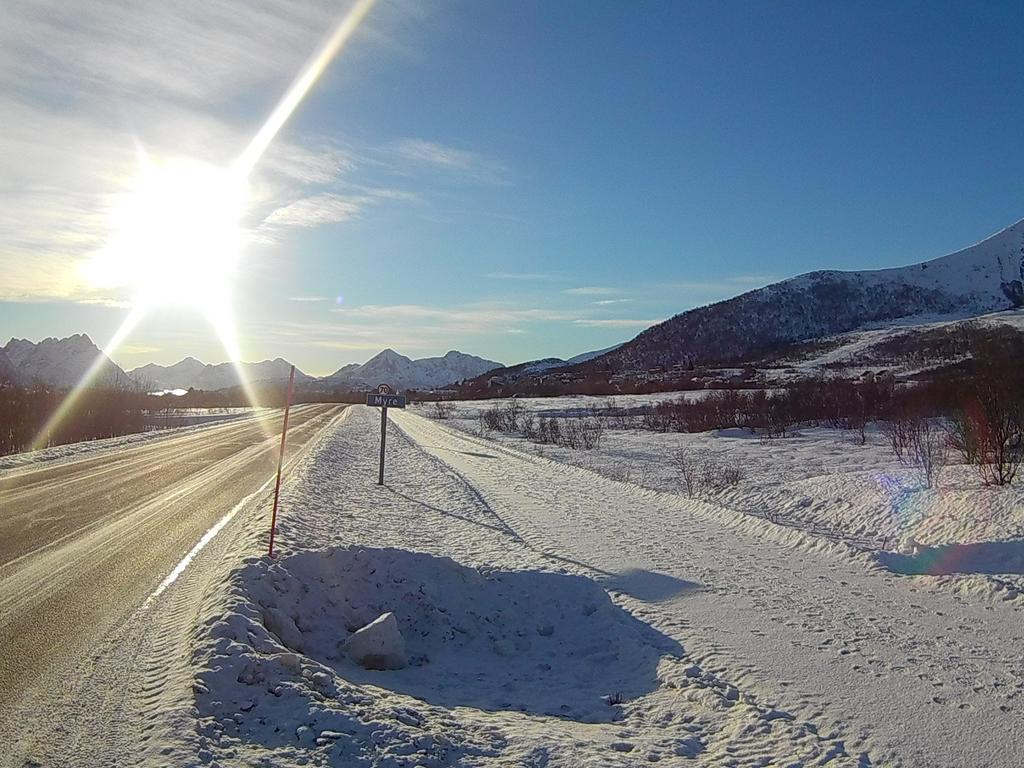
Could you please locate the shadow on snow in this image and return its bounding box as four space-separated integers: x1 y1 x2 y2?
251 547 685 724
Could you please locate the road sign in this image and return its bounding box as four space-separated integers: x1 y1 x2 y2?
367 386 406 484
367 393 406 408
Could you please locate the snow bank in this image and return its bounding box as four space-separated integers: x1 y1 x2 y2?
184 407 856 766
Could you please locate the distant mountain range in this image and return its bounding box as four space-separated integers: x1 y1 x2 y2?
0 337 502 393
317 349 501 391
8 218 1023 396
130 357 315 392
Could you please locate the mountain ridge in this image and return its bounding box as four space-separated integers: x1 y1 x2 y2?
2 334 132 388
579 217 1024 375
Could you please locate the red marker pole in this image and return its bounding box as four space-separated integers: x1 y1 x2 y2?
268 365 296 558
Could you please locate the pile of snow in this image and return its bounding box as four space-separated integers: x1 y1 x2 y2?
198 547 681 727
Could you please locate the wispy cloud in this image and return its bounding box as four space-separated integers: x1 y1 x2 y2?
264 193 365 227
484 271 562 282
330 303 582 329
388 138 508 185
573 318 661 328
593 298 633 305
564 286 618 296
288 296 334 302
727 274 777 285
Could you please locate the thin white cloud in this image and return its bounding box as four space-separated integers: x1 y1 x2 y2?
573 318 661 328
247 299 652 361
727 274 778 285
593 298 632 305
330 303 582 329
388 138 508 184
564 286 618 296
262 193 366 229
484 272 561 281
288 296 334 302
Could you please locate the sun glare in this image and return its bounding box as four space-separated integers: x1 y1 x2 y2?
89 158 247 314
37 0 378 450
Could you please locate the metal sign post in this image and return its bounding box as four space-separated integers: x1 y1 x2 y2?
378 405 387 485
366 383 406 485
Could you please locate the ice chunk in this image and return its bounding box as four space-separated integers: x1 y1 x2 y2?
343 612 407 670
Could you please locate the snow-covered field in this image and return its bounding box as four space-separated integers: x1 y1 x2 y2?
424 396 1024 570
165 404 1024 767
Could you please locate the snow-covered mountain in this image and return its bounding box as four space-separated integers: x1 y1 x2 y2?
583 218 1024 373
0 348 18 384
320 349 501 390
2 334 132 388
129 357 312 392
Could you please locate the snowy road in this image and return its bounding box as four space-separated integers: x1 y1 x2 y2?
0 404 345 764
391 410 1024 767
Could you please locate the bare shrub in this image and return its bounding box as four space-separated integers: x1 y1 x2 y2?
676 448 700 497
556 418 603 450
700 456 743 492
675 449 743 496
945 339 1024 486
948 402 1023 486
480 405 503 432
501 399 524 432
431 400 454 420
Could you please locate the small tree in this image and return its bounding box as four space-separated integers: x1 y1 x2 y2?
676 448 700 497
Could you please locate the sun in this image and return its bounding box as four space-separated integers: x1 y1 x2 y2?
87 156 248 316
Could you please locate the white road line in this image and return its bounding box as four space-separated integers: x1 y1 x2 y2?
144 405 349 606
145 476 274 605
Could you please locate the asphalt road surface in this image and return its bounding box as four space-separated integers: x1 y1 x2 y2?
0 404 344 752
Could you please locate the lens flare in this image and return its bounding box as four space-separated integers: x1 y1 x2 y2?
35 0 378 450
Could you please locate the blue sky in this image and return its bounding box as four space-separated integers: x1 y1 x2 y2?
2 0 1023 375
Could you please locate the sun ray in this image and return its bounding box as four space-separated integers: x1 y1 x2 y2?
205 305 277 439
30 306 146 452
235 0 377 176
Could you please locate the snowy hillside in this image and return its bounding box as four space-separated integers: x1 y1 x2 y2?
586 218 1024 373
129 357 312 392
2 334 132 388
758 309 1024 379
320 349 501 390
